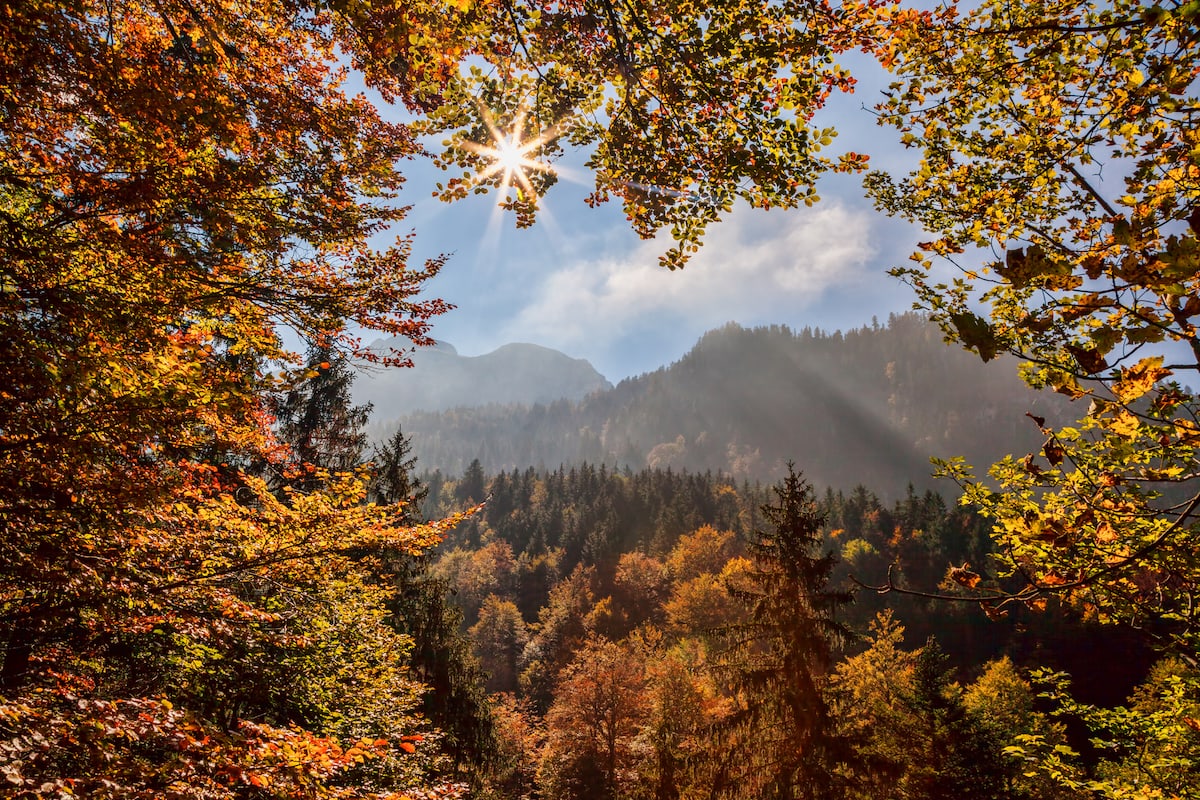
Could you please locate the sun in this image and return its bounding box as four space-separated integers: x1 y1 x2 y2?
493 135 528 174
462 103 557 200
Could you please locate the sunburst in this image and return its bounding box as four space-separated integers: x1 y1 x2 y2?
462 103 558 200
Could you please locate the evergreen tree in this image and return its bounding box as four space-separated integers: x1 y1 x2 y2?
274 344 372 491
370 428 498 782
718 464 854 800
456 457 487 504
394 560 498 774
371 424 429 524
899 640 1009 800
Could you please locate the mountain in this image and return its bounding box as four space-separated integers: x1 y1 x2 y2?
377 314 1079 494
354 338 612 419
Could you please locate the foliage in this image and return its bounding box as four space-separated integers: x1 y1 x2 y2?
856 0 1200 648
424 460 1172 798
475 693 544 800
901 640 1011 800
666 525 742 583
407 0 859 267
1008 660 1200 799
470 597 529 695
439 462 767 582
539 636 648 800
0 0 461 795
714 465 853 800
665 568 749 640
0 694 407 800
432 537 518 625
828 612 918 798
831 615 1062 800
0 470 469 797
519 565 599 713
634 645 732 800
9 0 1199 791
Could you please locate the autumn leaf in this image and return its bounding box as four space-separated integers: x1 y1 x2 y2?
950 311 998 362
1107 410 1142 439
1066 344 1108 375
1024 596 1048 612
1174 419 1200 445
949 564 982 589
1111 356 1172 403
996 246 1079 290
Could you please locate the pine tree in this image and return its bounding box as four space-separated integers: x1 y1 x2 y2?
274 344 372 491
718 464 854 800
371 425 429 524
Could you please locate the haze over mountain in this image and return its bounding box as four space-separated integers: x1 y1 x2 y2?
354 338 612 418
369 314 1078 494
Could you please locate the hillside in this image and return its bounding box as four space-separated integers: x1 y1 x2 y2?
382 314 1078 493
354 338 612 418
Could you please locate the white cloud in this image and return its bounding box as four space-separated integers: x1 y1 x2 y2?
502 201 877 350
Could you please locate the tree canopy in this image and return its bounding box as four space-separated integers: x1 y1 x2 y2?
4 0 1200 796
856 0 1200 650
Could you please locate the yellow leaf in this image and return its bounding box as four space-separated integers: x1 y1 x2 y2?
1175 419 1200 445
1111 356 1171 403
1108 410 1141 438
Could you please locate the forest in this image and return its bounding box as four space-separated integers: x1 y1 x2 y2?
381 315 1078 490
3 0 1199 799
414 458 1166 799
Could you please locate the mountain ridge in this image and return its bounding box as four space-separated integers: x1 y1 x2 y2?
370 314 1078 493
354 337 613 418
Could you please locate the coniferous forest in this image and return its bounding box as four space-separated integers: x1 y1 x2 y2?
5 1 1200 799
378 315 1078 491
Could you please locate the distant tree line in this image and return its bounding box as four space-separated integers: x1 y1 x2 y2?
382 314 1075 492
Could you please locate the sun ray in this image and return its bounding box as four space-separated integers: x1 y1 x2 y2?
462 102 560 201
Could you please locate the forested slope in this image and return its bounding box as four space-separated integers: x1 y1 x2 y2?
385 314 1077 492
420 461 1164 799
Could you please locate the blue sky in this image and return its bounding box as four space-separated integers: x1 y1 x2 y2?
377 60 934 383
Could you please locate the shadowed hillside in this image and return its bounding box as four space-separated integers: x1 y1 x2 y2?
377 314 1077 493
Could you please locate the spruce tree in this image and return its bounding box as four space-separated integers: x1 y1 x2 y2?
719 463 853 800
371 424 428 524
273 343 372 491
369 425 498 780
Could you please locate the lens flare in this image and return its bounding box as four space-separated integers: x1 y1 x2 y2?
462 104 558 200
